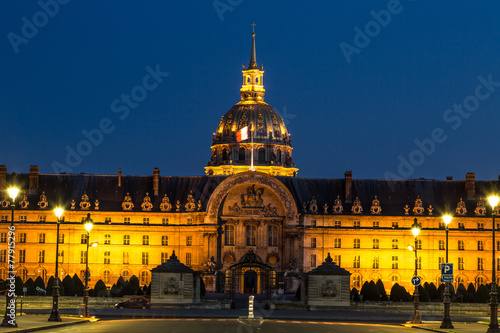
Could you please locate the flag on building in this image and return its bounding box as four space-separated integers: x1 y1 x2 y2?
236 126 248 142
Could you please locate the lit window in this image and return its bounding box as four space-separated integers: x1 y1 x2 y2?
458 240 464 250
123 235 130 245
372 256 379 269
334 220 341 228
104 251 110 264
373 221 379 228
143 218 149 225
186 253 192 265
373 239 379 249
142 252 149 265
311 237 316 248
186 236 192 246
353 256 360 268
162 235 168 246
478 241 484 251
161 252 168 263
39 233 45 243
334 238 341 248
478 258 484 271
142 235 149 245
392 256 398 269
123 252 129 264
246 225 256 246
353 239 360 249
124 217 130 224
104 234 111 245
268 226 278 246
224 225 234 245
38 250 45 263
392 239 398 249
353 221 360 228
19 233 26 243
311 254 316 268
439 240 445 250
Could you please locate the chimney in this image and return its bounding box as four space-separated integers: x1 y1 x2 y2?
446 176 453 180
29 165 39 194
0 165 6 191
153 168 160 196
345 171 353 203
118 168 122 187
465 172 475 200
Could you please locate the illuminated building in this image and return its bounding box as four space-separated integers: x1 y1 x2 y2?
1 33 498 295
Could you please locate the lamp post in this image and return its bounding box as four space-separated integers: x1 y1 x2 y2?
440 214 453 329
411 218 422 324
48 208 64 322
83 213 93 318
1 187 19 328
488 195 500 333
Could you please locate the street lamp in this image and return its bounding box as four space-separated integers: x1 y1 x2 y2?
83 213 93 318
1 187 19 328
48 207 64 322
488 195 500 333
440 214 454 329
411 218 422 324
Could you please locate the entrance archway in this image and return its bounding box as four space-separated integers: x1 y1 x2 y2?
244 269 257 293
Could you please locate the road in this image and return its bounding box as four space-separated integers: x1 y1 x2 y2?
51 319 411 333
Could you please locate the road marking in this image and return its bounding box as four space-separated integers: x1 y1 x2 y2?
217 319 226 321
201 319 211 321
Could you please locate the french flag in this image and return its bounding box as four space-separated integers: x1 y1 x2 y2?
236 126 249 142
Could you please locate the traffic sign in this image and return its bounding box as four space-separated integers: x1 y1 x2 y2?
411 276 421 286
441 263 454 283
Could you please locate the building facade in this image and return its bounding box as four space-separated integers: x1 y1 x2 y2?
1 33 499 295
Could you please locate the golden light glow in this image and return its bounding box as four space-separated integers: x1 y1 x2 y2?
488 195 500 209
85 222 93 233
411 219 421 237
90 241 99 248
442 214 452 226
408 245 415 251
7 187 19 200
54 208 64 219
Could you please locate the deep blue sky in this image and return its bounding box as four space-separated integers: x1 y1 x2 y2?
1 1 500 180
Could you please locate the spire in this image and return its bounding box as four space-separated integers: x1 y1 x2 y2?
248 31 258 70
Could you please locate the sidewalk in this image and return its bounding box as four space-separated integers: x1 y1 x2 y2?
407 321 489 332
0 315 91 333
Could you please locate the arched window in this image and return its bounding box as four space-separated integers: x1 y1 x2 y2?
141 271 150 286
103 270 111 284
121 270 130 281
352 274 361 288
225 225 235 245
0 268 6 280
476 276 484 289
276 149 281 162
238 148 246 161
268 226 278 246
391 275 399 283
19 268 27 282
256 77 259 84
258 148 265 162
246 76 250 83
222 148 228 161
246 225 257 246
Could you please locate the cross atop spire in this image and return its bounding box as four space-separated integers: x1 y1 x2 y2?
248 25 258 70
251 22 256 33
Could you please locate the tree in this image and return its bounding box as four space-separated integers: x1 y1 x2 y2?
361 281 380 301
34 276 45 295
110 284 121 297
418 285 430 302
15 276 24 296
467 283 476 295
425 282 439 301
122 283 136 296
62 275 75 296
72 274 84 296
475 284 490 303
351 288 361 302
360 281 370 300
376 279 388 301
129 275 140 294
94 279 108 297
24 278 36 296
199 277 206 297
390 283 412 302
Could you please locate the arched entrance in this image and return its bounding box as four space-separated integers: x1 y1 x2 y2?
244 269 257 293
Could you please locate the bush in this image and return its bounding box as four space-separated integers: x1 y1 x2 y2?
15 276 24 296
376 279 388 301
129 276 140 294
418 285 430 302
425 283 439 301
62 275 75 296
351 288 361 302
94 279 108 297
24 278 36 296
390 283 412 302
362 281 381 302
475 284 490 303
34 276 46 295
72 274 84 296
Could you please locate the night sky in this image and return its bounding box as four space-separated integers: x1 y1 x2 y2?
1 1 500 181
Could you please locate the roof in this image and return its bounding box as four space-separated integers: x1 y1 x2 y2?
308 253 350 276
151 251 194 273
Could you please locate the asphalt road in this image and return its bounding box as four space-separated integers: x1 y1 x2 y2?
50 319 411 333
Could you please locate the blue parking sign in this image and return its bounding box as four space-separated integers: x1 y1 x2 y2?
441 263 453 283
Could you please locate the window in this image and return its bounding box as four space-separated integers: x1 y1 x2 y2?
141 271 150 285
352 274 361 288
187 218 193 225
58 233 64 244
186 236 192 246
103 270 110 284
439 222 445 229
392 221 399 228
19 268 27 281
258 147 265 162
19 250 25 263
417 257 422 270
373 239 379 249
124 217 130 224
161 252 168 263
311 254 316 268
439 240 445 250
478 258 484 271
186 253 192 265
373 221 379 228
497 258 500 271
38 250 45 263
0 233 6 242
392 275 399 283
0 250 6 262
311 220 317 227
19 233 26 243
478 241 484 251
334 238 341 248
80 251 86 264
105 217 111 223
416 239 422 250
333 255 341 266
477 276 484 287
143 218 149 225
392 256 398 269
458 257 464 270
80 234 87 244
123 252 129 264
104 251 110 264
39 215 46 222
123 235 130 245
311 238 317 248
334 220 341 228
142 252 149 265
268 226 278 246
162 218 169 225
58 250 63 264
478 222 484 230
438 257 445 270
238 148 245 161
458 240 464 250
353 239 360 249
246 225 256 246
353 256 360 268
225 225 235 245
39 233 45 243
353 221 360 228
372 256 379 269
458 222 465 230
162 235 169 246
104 234 111 245
20 216 27 222
122 270 130 281
392 239 398 249
0 216 7 222
142 235 149 245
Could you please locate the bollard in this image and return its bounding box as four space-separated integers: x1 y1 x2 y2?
248 295 254 319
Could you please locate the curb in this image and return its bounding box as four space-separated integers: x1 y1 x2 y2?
4 318 93 333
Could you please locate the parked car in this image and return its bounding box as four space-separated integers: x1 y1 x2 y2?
115 296 150 309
